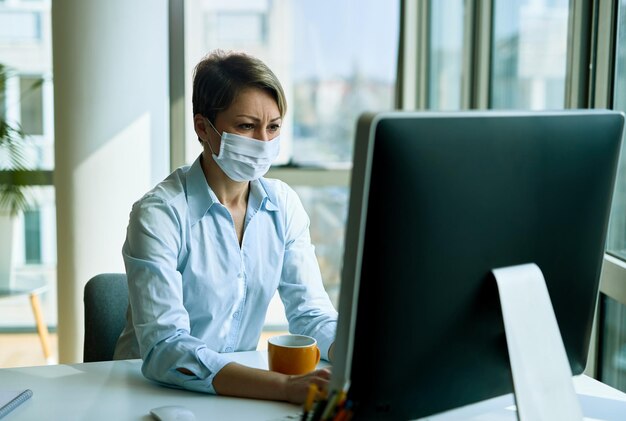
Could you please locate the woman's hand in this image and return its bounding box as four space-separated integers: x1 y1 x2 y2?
283 368 332 404
285 368 330 405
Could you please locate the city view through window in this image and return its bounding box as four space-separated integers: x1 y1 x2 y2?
0 0 55 329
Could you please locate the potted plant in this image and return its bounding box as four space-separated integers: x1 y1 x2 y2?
0 63 51 290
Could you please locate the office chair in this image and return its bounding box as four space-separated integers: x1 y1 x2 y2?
83 273 128 362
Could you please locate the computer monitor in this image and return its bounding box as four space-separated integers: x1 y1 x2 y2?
331 110 625 419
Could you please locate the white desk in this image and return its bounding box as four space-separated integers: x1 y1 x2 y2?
0 351 625 420
0 352 303 421
426 375 626 420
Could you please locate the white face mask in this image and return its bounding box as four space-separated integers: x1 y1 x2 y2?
205 119 280 182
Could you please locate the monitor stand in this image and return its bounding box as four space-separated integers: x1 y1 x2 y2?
492 263 583 421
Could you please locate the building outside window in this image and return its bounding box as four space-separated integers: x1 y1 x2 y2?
0 0 55 330
428 0 464 110
491 0 569 109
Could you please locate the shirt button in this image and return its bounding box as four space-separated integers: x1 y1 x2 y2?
237 273 244 279
225 347 233 352
233 312 240 319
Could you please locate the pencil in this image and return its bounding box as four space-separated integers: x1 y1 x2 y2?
321 390 340 420
301 383 318 421
310 392 329 421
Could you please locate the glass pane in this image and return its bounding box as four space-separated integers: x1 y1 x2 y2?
19 75 43 136
0 11 41 42
600 295 626 392
216 12 267 45
24 209 42 264
0 1 55 331
428 0 464 110
185 0 399 166
491 0 569 109
607 0 626 259
290 1 398 165
0 186 56 329
292 186 349 307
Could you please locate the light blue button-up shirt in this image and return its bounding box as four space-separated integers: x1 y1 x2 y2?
113 156 338 394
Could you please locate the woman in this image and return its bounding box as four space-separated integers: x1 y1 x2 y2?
114 50 337 404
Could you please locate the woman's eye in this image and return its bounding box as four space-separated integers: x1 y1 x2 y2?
268 124 281 132
239 123 254 130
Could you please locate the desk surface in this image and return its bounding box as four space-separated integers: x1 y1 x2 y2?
0 352 303 421
0 351 625 420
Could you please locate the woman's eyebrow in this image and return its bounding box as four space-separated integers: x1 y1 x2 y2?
236 114 282 122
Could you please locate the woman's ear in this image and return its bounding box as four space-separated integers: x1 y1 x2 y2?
193 114 210 142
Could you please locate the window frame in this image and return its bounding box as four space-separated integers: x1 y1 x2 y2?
576 0 626 378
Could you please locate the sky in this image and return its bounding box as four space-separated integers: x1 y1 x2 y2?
292 0 399 83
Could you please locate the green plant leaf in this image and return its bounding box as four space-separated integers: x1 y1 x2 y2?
0 184 33 217
0 62 38 215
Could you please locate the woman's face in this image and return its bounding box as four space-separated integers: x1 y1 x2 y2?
209 87 282 148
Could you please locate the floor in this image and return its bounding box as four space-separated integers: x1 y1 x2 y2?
0 331 285 369
0 333 58 368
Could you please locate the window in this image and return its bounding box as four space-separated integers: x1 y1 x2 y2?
19 75 43 136
428 0 464 110
600 0 626 393
290 1 398 165
24 209 41 264
215 12 267 45
184 0 399 319
185 0 398 166
0 0 54 330
607 1 626 261
0 11 41 42
601 295 626 392
491 0 569 109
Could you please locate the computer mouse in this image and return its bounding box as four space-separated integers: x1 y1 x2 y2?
149 405 197 421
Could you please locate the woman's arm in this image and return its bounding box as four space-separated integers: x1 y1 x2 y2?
124 196 232 394
212 363 331 404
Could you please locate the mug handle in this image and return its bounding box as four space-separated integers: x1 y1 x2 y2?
315 346 321 365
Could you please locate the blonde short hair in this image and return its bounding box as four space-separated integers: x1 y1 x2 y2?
192 50 287 124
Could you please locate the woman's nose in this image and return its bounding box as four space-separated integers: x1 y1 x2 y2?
254 129 270 141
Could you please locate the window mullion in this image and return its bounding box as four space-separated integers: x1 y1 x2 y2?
592 0 618 109
462 0 492 110
564 0 594 108
397 0 429 110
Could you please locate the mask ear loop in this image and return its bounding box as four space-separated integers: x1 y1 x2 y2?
203 117 221 156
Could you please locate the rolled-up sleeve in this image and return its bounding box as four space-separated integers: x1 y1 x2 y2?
277 187 338 360
123 196 231 394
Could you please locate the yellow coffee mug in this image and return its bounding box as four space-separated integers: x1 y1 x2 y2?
267 334 321 375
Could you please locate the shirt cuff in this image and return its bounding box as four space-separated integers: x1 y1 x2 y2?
196 348 233 394
314 321 337 361
170 348 233 395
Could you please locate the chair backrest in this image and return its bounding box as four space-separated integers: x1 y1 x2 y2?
83 273 128 362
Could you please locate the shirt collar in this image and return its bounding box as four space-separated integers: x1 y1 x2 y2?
250 178 279 213
187 155 219 226
186 155 279 225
